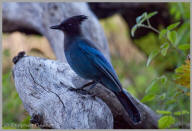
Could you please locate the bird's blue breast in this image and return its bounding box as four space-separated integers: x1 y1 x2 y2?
65 39 101 80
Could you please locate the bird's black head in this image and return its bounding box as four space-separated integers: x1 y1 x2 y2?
50 15 88 35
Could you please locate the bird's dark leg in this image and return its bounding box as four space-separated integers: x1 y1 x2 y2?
85 81 99 98
69 81 95 91
69 81 98 96
86 81 98 91
80 81 96 90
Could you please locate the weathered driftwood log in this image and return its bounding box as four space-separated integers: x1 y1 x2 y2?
12 53 113 129
4 2 160 129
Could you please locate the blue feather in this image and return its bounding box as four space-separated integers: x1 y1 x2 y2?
77 39 122 92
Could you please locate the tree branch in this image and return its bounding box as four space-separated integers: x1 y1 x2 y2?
12 53 113 129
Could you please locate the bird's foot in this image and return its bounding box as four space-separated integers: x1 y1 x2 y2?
69 87 88 95
68 81 96 92
68 87 97 98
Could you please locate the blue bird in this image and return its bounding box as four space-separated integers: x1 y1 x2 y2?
50 15 140 123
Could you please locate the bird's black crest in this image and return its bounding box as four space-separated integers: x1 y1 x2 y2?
61 15 88 25
50 15 88 35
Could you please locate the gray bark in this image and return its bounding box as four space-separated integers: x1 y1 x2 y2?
12 55 113 129
4 2 160 129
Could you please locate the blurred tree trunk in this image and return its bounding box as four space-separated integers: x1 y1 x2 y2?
3 2 110 62
3 2 159 129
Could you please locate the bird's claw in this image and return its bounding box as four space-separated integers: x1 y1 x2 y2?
69 87 85 91
69 87 88 95
68 87 96 98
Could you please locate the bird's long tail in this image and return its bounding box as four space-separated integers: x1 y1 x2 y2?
114 90 141 123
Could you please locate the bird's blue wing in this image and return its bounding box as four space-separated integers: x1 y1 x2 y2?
78 40 122 92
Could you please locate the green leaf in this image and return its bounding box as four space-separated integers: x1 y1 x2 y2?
146 11 158 19
178 44 190 50
136 12 147 24
20 115 31 129
160 42 168 48
131 25 138 37
174 22 189 46
175 66 183 73
174 110 189 116
145 79 160 94
146 50 159 67
160 43 170 56
159 29 167 39
161 49 169 57
159 75 167 85
165 99 176 105
141 94 155 103
167 31 177 45
3 49 10 57
158 115 175 129
136 12 158 25
167 22 180 30
159 93 166 100
136 12 146 24
156 110 171 115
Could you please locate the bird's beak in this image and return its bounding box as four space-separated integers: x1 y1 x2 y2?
50 25 61 30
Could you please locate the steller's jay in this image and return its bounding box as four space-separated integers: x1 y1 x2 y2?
50 15 140 123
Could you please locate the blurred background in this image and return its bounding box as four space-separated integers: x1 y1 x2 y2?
2 2 190 129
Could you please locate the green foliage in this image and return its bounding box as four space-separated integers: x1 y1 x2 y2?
131 3 190 129
20 115 32 129
160 43 169 56
131 25 137 37
111 55 157 99
132 4 189 70
3 49 10 57
132 11 184 67
145 75 167 95
174 110 189 116
156 110 171 115
170 3 190 20
167 31 177 45
141 94 155 103
159 29 167 39
158 115 175 128
178 44 190 51
146 50 159 67
175 59 190 95
3 67 31 129
167 22 180 30
131 11 158 37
